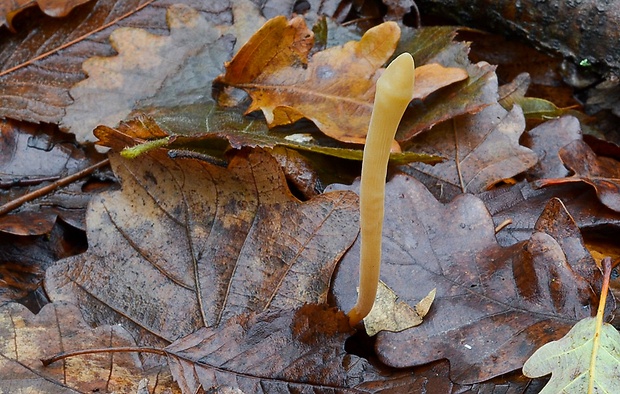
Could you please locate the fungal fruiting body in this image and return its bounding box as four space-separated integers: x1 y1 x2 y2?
348 53 416 326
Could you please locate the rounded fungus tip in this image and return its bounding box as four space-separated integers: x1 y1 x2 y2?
347 53 415 326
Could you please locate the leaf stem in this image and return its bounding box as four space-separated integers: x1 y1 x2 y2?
41 346 167 367
588 257 612 393
0 158 110 216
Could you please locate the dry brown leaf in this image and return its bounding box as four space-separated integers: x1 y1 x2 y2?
329 175 605 384
62 4 233 144
165 304 454 393
215 16 468 144
0 0 93 31
0 301 178 393
403 103 538 201
534 139 620 212
45 120 359 346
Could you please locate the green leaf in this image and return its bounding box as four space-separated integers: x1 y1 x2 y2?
522 317 620 393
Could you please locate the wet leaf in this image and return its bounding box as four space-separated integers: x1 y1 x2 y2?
62 4 234 144
0 301 177 393
165 304 452 393
0 221 85 311
0 0 93 30
402 103 538 202
0 119 110 235
215 17 468 144
479 181 620 248
534 139 620 212
138 104 443 164
522 116 582 179
329 175 604 384
45 120 360 345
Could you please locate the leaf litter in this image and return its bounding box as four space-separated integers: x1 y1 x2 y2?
0 2 619 393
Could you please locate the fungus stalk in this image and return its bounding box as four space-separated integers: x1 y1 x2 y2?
348 53 415 326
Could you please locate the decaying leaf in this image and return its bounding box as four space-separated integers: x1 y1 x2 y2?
479 181 620 248
363 282 435 336
215 16 468 144
522 116 582 179
165 304 452 392
403 103 538 201
0 301 177 393
0 0 93 31
61 4 234 144
534 139 620 212
45 120 360 345
329 175 604 384
0 119 109 235
0 221 85 310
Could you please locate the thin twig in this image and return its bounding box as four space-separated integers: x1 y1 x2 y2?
0 158 110 216
0 0 158 78
41 346 166 367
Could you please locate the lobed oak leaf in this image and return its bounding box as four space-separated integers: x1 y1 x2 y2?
62 4 234 144
329 174 605 384
534 139 620 213
403 103 538 202
45 120 360 345
165 304 456 393
522 116 582 180
0 301 177 393
214 16 468 144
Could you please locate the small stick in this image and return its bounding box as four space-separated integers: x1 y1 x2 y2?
41 346 166 367
0 158 110 216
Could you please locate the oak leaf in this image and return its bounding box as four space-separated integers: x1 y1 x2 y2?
214 16 468 144
165 304 454 393
403 103 538 201
0 0 93 30
0 119 108 235
0 301 177 393
329 175 604 384
44 119 360 345
534 139 620 212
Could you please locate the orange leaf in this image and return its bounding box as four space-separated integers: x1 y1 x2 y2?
215 16 400 144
